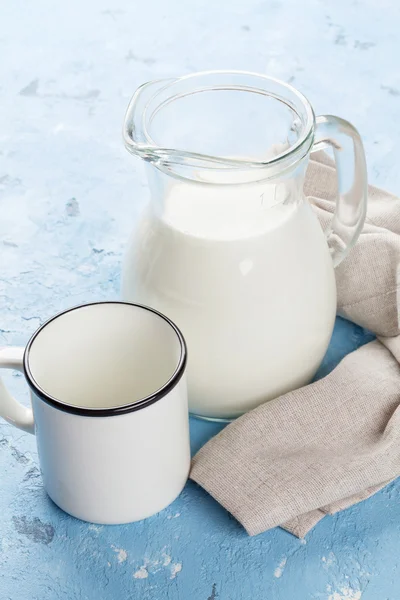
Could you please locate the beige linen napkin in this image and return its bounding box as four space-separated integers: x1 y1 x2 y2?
190 152 400 538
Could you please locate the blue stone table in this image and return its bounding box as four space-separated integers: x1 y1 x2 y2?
1 1 399 598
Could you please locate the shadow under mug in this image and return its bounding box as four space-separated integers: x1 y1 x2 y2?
0 302 190 524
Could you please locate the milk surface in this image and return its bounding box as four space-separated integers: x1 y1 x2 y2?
123 181 337 419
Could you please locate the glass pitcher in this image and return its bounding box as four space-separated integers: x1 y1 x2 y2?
122 71 367 421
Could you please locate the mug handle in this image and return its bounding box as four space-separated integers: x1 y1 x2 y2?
0 347 35 434
312 115 368 267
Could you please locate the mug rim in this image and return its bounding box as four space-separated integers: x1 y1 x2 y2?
23 301 187 417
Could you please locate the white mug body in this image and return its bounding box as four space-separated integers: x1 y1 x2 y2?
32 380 189 523
0 302 190 524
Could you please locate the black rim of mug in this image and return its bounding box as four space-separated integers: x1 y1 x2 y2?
23 301 187 417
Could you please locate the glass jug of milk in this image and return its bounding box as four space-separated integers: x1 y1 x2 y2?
122 71 367 420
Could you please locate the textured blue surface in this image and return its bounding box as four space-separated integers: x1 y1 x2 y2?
1 0 400 598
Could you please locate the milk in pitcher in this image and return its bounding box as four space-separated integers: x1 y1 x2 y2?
122 180 336 419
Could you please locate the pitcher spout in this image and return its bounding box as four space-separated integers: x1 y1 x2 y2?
123 79 174 161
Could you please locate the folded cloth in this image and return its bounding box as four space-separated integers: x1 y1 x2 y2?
307 151 400 337
190 152 400 538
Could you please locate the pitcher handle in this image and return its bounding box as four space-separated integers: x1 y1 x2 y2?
0 347 35 434
312 115 368 267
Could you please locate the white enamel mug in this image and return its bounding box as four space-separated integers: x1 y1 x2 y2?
0 302 190 524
